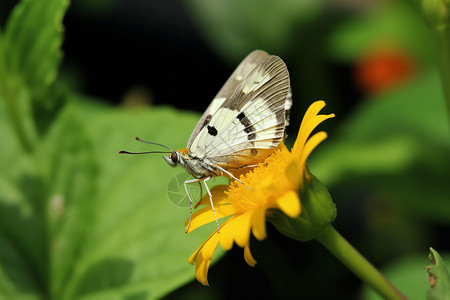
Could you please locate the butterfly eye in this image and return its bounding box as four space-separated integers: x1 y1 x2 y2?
171 152 178 163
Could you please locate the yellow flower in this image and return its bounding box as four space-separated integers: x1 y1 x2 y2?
186 100 335 285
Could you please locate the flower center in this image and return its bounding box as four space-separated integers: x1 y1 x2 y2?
225 144 299 214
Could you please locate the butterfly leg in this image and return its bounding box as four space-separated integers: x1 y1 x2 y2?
203 176 221 233
194 181 203 209
184 177 204 233
216 165 252 190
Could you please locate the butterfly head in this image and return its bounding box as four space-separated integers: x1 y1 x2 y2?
163 151 181 167
163 148 190 167
164 148 209 179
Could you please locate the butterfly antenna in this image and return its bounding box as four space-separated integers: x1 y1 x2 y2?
135 137 173 151
119 151 171 155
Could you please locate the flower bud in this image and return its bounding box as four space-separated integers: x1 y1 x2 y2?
269 172 336 242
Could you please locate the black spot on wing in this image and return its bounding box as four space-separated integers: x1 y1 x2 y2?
207 125 218 136
236 112 256 140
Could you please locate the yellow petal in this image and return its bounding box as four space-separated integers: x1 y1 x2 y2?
251 206 267 241
234 212 252 248
301 100 326 128
189 230 219 264
186 204 235 233
295 101 326 153
293 114 334 163
285 158 300 188
189 248 200 265
216 215 238 250
300 131 328 169
189 246 201 265
219 213 251 250
276 190 301 218
244 245 257 267
195 255 211 286
201 231 221 261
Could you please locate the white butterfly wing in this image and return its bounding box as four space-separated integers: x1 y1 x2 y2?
189 54 290 169
187 50 270 147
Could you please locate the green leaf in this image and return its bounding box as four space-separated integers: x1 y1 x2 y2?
0 87 47 299
1 0 69 95
0 175 47 300
309 69 450 221
0 103 98 299
426 248 450 300
0 0 70 152
0 94 225 299
37 106 98 299
0 1 228 297
183 0 323 61
57 98 223 299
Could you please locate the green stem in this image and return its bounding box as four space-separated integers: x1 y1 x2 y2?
316 225 407 300
434 27 450 123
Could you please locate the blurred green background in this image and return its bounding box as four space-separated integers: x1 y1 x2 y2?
0 0 449 299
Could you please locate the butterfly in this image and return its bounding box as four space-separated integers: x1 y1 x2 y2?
120 50 292 232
